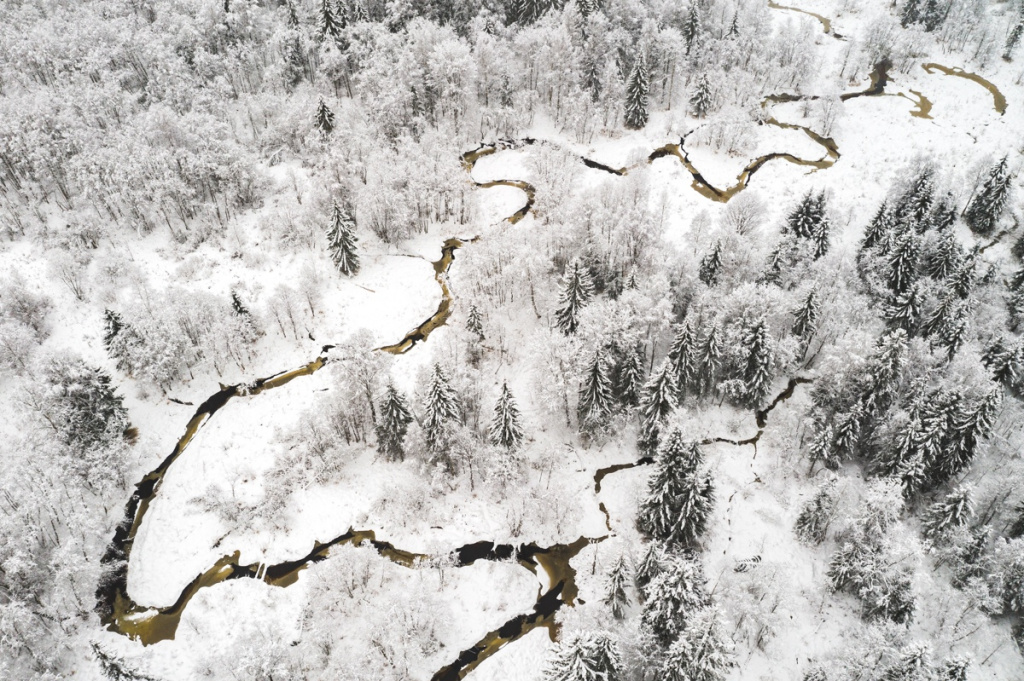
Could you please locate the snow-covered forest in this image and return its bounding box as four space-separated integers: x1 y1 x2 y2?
2 0 1024 679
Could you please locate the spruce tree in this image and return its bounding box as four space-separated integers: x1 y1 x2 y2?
327 201 359 275
318 0 346 41
579 349 615 431
376 383 413 462
668 321 699 396
490 381 524 451
964 157 1012 236
314 96 335 134
546 632 621 681
689 74 713 119
699 242 723 286
1006 22 1024 61
812 203 831 259
603 555 632 620
792 289 819 344
659 608 735 681
102 309 138 375
637 430 714 547
928 193 957 231
795 477 839 545
638 361 678 453
467 304 485 340
683 4 702 54
742 317 774 409
893 168 935 233
640 556 709 645
616 345 646 407
983 337 1023 391
786 191 824 240
757 245 786 287
880 644 931 681
887 231 920 294
861 201 894 252
635 542 668 597
695 324 721 398
883 283 922 335
925 230 963 280
922 486 973 540
900 0 922 26
556 261 594 335
949 253 976 299
44 356 130 451
423 364 461 453
921 294 957 338
624 53 650 130
938 657 970 681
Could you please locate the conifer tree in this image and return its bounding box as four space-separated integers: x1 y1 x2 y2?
640 556 709 645
351 1 368 22
742 317 774 409
893 168 935 232
695 324 721 398
318 0 346 41
659 608 735 681
637 430 714 547
941 388 1001 480
949 254 976 299
668 321 699 396
579 349 615 431
933 316 967 361
577 0 598 19
1006 22 1023 61
635 542 667 597
376 383 413 461
795 477 839 545
624 53 649 130
423 364 461 453
922 486 973 540
928 193 957 231
699 241 723 285
638 361 679 453
792 289 819 344
603 555 632 620
757 246 786 286
467 304 485 340
683 4 702 53
921 294 957 338
327 201 359 275
616 345 646 407
812 207 831 259
881 644 931 681
983 337 1023 391
509 0 548 26
887 231 920 294
43 357 130 451
900 0 922 27
786 191 825 240
102 309 135 375
556 261 594 335
315 96 335 134
861 201 894 252
925 230 963 280
964 157 1012 236
883 283 922 335
490 381 524 451
938 657 970 681
689 74 713 119
546 632 621 681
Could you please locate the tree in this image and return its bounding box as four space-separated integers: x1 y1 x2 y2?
556 261 594 335
509 0 549 26
795 477 838 545
883 283 922 335
637 430 714 547
683 4 702 53
103 309 140 375
624 53 649 130
490 381 524 451
423 364 461 453
579 349 615 431
546 632 621 681
603 555 632 619
887 231 920 294
880 643 931 681
318 0 346 41
964 157 1012 236
689 74 713 119
638 361 679 453
922 486 973 540
467 304 485 340
40 356 130 452
792 289 819 345
668 321 699 396
698 242 723 285
742 317 775 409
92 643 154 681
315 96 335 134
658 608 735 681
861 201 894 251
376 383 413 461
786 191 826 240
635 542 668 596
695 325 721 398
900 0 922 27
616 345 646 407
327 201 359 275
937 657 970 681
640 556 709 645
925 230 962 280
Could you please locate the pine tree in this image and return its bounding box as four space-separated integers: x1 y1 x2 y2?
351 1 368 22
695 324 721 398
861 201 894 252
423 364 461 453
376 383 413 461
637 430 713 547
893 168 935 233
638 361 679 453
318 0 346 41
668 321 699 396
624 53 650 130
683 4 702 54
509 0 548 26
1006 22 1024 61
92 643 154 681
603 555 632 619
546 632 622 681
44 356 130 451
933 316 967 361
327 201 359 275
921 294 957 338
757 246 786 286
900 0 922 26
964 157 1012 236
727 13 739 38
490 381 524 450
616 345 646 407
467 304 485 340
659 608 735 681
938 657 970 681
640 556 709 645
556 261 594 335
983 337 1023 390
880 643 931 681
812 205 831 259
922 486 973 540
887 231 920 294
742 317 774 409
786 191 827 243
925 230 963 280
792 289 819 343
883 283 922 335
863 329 909 413
699 242 723 285
795 477 839 544
689 74 713 119
314 96 335 134
921 0 944 31
940 388 1001 481
579 349 615 431
928 193 957 231
102 309 138 375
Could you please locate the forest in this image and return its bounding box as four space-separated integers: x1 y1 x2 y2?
1 0 1024 679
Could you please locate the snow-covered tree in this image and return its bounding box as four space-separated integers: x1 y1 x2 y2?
922 486 973 540
880 643 931 681
640 556 709 645
616 345 646 407
925 230 962 280
699 242 723 286
795 477 838 545
327 201 359 275
689 74 713 119
668 321 699 397
883 283 922 335
742 317 775 409
40 355 130 451
423 364 461 453
546 632 621 681
638 361 678 453
103 309 140 375
786 191 826 240
490 381 524 451
695 325 721 398
376 383 413 461
624 53 649 130
887 231 920 294
467 304 485 340
637 430 713 547
603 554 632 620
792 289 819 345
579 349 615 431
315 96 335 134
318 0 346 41
964 157 1012 236
683 4 702 53
556 261 594 335
659 608 735 681
635 541 668 596
861 201 894 252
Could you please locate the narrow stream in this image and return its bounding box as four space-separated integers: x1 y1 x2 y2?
922 62 1007 115
767 0 843 39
